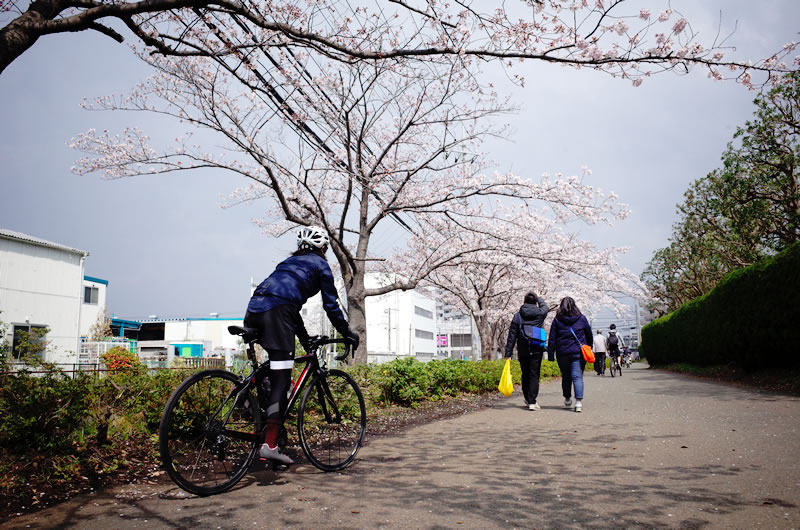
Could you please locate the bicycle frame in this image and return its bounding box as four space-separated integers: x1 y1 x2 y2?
214 336 348 445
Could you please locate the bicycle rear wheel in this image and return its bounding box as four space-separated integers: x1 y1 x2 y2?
159 370 261 496
298 369 366 471
610 361 616 377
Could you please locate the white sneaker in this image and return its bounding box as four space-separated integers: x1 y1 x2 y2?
258 444 294 465
528 403 540 411
564 398 573 408
575 400 583 413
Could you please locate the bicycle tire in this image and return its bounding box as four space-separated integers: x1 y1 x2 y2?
297 369 366 472
610 361 616 377
159 369 261 496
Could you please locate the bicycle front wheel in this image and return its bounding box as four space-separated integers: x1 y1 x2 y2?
159 370 261 496
298 369 366 471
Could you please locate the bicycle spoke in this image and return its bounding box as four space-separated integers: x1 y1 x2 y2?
298 369 366 471
159 370 260 496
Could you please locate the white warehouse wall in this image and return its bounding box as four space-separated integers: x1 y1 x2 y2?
0 231 87 363
163 318 244 351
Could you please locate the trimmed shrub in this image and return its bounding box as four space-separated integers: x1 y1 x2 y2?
641 242 800 371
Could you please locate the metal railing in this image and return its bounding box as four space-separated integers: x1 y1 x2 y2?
2 357 226 377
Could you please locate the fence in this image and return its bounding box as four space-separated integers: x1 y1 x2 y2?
366 351 446 364
79 339 137 365
2 357 226 378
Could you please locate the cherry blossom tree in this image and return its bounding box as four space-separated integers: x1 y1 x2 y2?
421 200 643 359
3 0 796 84
71 33 638 362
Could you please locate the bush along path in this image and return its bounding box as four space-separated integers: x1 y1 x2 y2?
0 356 563 521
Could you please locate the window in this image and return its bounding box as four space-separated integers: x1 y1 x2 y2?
450 333 472 347
414 329 434 340
414 306 433 319
84 286 99 304
11 324 48 359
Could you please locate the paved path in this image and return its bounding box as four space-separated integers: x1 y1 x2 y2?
6 364 800 528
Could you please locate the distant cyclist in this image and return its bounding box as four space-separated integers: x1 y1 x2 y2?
244 225 359 464
607 324 625 370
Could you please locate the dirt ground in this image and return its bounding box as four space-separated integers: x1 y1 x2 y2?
0 392 503 523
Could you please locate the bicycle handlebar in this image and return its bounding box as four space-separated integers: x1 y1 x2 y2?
307 336 353 361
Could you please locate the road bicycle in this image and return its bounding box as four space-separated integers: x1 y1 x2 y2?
609 352 623 377
158 326 367 496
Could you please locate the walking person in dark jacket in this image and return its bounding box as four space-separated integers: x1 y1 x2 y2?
547 296 593 413
505 291 549 410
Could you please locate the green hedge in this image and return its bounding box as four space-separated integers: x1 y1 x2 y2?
640 242 800 371
346 357 561 407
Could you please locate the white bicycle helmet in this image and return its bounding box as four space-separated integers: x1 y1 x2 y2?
297 225 329 250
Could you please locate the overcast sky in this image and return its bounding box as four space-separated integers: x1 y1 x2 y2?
1 0 798 321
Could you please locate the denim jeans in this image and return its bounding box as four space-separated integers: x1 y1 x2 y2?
557 354 586 400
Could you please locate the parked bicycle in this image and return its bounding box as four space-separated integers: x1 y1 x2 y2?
158 326 367 496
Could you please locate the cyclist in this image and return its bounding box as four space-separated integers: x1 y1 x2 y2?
607 323 625 372
244 225 359 465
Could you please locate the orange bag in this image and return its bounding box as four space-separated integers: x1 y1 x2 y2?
581 344 595 363
569 326 595 363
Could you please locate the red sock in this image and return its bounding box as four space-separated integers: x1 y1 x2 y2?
263 419 280 448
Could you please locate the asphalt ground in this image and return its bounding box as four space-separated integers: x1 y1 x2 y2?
5 363 800 529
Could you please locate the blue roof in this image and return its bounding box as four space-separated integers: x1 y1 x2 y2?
111 317 141 328
84 275 109 285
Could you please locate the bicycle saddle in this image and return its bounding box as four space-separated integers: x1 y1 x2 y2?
227 325 259 343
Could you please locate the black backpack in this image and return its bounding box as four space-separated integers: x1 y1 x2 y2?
517 314 546 348
608 333 619 348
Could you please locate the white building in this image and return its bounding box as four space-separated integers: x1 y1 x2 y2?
136 317 244 367
363 274 438 363
299 273 439 363
0 229 88 364
435 299 481 360
79 275 108 338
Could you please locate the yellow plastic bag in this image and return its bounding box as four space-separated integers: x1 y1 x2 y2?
498 358 513 397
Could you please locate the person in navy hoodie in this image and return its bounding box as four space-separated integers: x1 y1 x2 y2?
547 296 593 413
244 225 359 464
504 291 549 410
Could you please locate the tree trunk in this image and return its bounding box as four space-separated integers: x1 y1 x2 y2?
346 275 368 364
474 315 494 361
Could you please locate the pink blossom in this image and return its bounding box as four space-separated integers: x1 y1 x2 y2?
672 18 687 34
658 9 672 22
639 9 651 20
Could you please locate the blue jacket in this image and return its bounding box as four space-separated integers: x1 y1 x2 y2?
247 253 350 335
547 313 592 361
